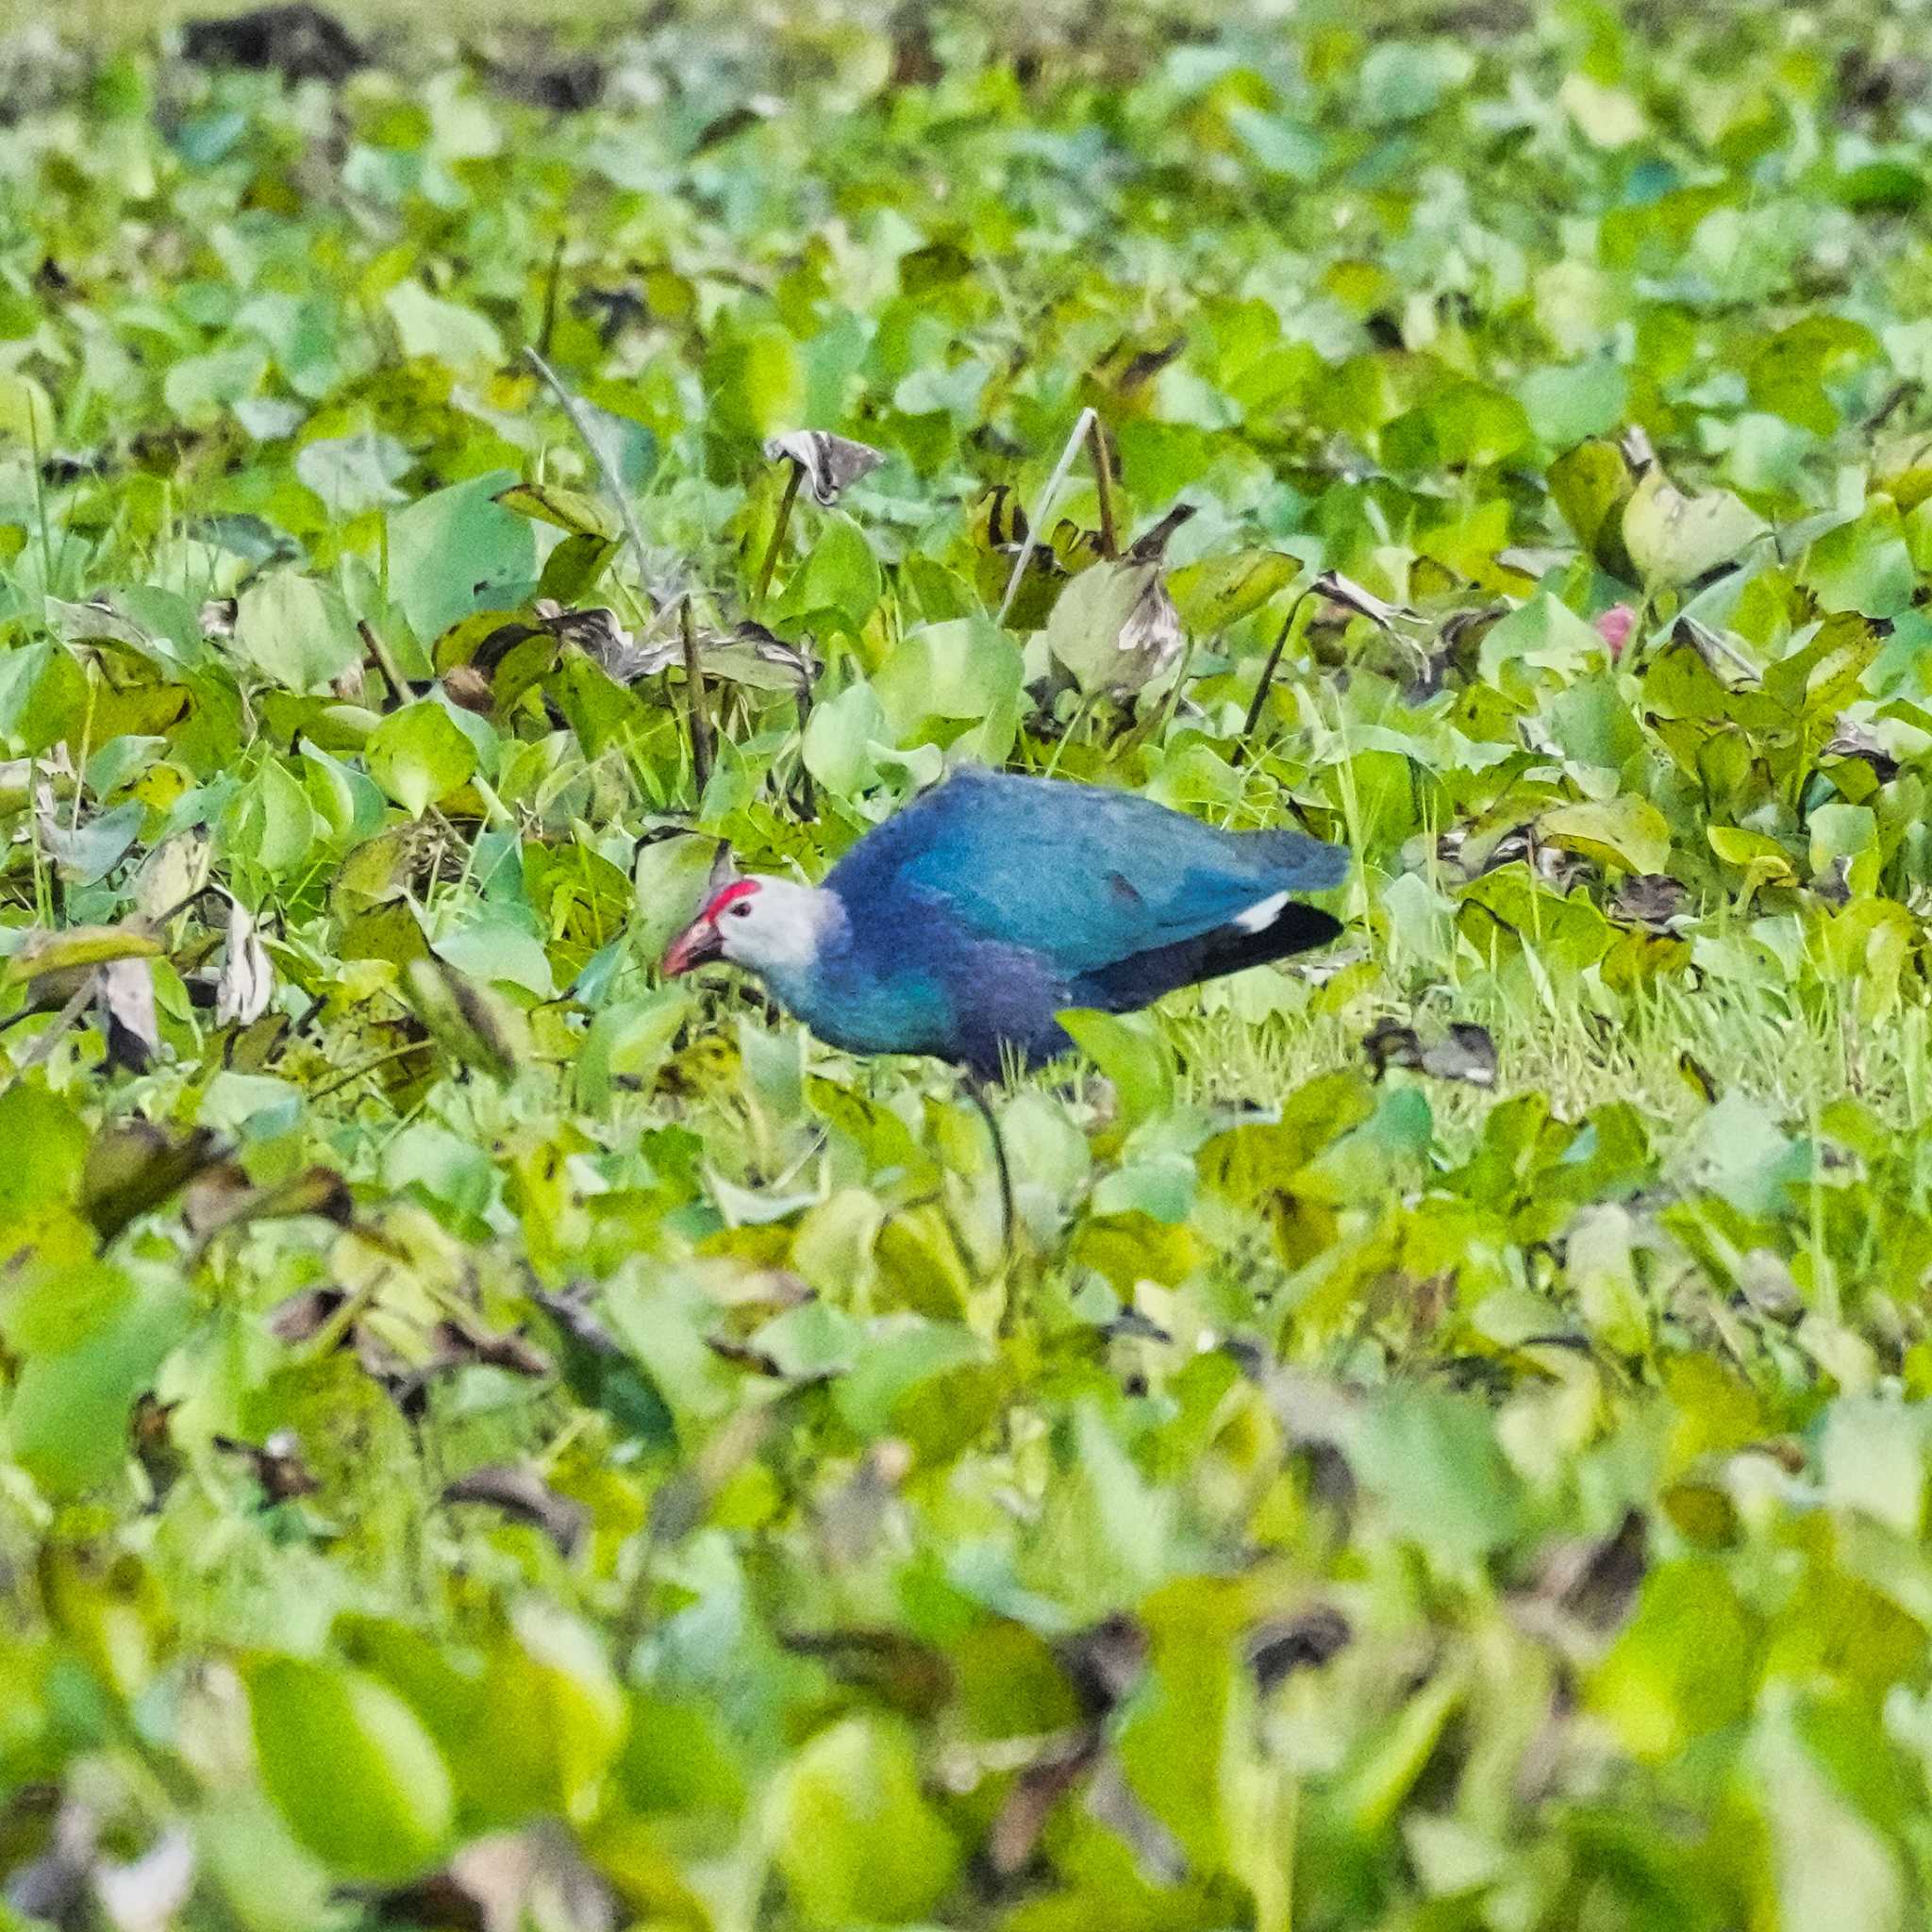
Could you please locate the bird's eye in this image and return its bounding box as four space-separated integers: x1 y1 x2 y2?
730 902 754 918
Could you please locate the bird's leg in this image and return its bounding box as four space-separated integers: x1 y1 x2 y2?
963 1074 1015 1261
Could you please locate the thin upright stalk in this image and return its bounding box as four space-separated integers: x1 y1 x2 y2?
997 405 1096 625
1235 587 1317 764
1085 412 1119 559
524 346 656 608
680 596 713 798
754 461 804 610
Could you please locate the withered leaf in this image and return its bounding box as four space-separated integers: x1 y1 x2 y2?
98 958 160 1071
214 1429 321 1504
81 1122 224 1242
214 894 274 1027
762 429 884 506
442 1466 588 1556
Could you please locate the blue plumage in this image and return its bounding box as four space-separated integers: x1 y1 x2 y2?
662 767 1347 1075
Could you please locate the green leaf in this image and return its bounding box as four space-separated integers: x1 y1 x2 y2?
1042 558 1180 696
0 641 87 754
233 573 363 692
771 511 881 634
366 700 480 816
1057 1008 1174 1126
295 431 412 518
775 1717 960 1926
1549 438 1638 578
1541 795 1672 873
1167 549 1300 632
1623 464 1768 586
384 281 504 373
250 1657 455 1881
389 473 538 642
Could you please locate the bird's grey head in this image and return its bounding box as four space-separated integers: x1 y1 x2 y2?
660 874 834 980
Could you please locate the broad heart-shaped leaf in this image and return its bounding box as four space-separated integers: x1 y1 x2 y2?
365 700 479 816
0 638 86 754
388 472 538 642
1541 796 1672 874
578 987 690 1111
1042 557 1182 695
1348 1387 1525 1564
774 1716 960 1927
1622 464 1768 586
1167 548 1300 632
872 616 1023 759
771 511 881 635
463 1606 627 1826
1708 824 1798 891
1799 503 1916 618
632 833 723 962
1549 438 1638 578
1058 1008 1174 1127
295 430 411 518
249 1657 455 1881
384 281 504 373
4 1261 192 1497
233 572 362 691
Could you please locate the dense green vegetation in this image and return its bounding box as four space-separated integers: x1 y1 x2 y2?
10 2 1932 1925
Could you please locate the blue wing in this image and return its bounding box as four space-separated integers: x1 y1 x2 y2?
824 768 1345 975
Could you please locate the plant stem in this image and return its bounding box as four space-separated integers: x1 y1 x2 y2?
997 405 1095 625
754 460 804 611
358 618 412 711
309 1039 436 1104
537 234 565 359
1236 587 1316 764
1085 411 1119 559
523 345 655 608
681 595 713 799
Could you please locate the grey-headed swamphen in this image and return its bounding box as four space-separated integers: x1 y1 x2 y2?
660 767 1347 1077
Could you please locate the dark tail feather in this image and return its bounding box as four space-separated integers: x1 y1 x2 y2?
1074 902 1343 1012
1243 827 1349 891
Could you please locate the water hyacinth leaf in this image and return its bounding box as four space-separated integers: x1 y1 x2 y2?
873 616 1023 741
1549 438 1638 576
632 833 724 962
249 1658 455 1881
775 1716 959 1927
1043 557 1182 695
578 986 690 1112
1057 1008 1174 1126
0 639 87 754
295 430 412 518
771 512 881 632
801 679 886 800
5 1262 192 1495
1622 464 1768 586
1541 796 1672 874
1800 504 1916 618
1350 1390 1525 1563
1167 548 1300 633
233 573 362 691
385 281 503 372
389 473 538 642
366 701 480 816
